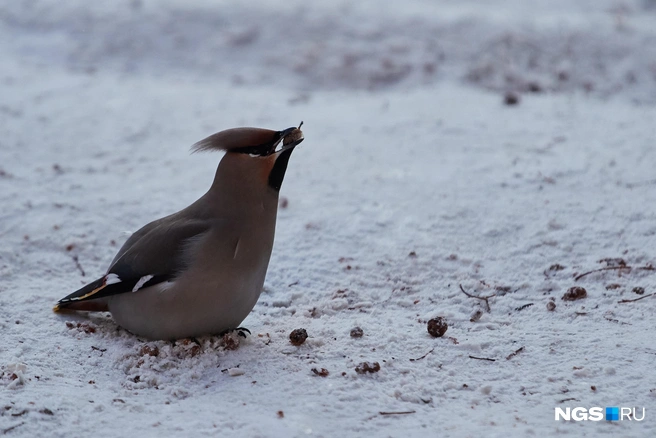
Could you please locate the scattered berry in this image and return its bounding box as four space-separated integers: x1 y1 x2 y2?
527 82 542 93
355 362 380 374
222 332 240 350
289 328 308 346
504 91 520 105
350 327 364 338
427 317 448 337
562 286 587 301
139 345 159 357
311 368 329 377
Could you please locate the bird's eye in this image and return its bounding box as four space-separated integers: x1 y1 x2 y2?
240 143 276 157
239 132 286 157
235 126 301 157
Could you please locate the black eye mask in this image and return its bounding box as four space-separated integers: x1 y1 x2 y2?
237 125 303 157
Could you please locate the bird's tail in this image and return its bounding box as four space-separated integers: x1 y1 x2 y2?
53 277 110 312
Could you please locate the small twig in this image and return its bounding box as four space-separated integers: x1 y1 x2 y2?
558 398 579 404
618 293 655 303
459 284 495 312
469 355 496 362
603 314 632 325
72 255 86 277
410 347 435 362
91 346 107 353
626 179 656 188
10 410 27 417
506 346 525 360
574 266 631 281
514 303 534 311
2 422 25 435
379 411 416 416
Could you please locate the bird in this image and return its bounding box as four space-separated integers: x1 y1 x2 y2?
54 123 305 340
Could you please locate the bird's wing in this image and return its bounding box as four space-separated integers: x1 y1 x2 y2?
55 218 212 309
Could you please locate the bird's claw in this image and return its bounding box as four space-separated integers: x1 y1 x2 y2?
220 327 251 338
235 327 251 338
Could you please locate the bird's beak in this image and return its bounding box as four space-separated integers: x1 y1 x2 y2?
274 123 304 153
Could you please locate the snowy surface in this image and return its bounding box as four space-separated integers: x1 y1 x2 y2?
2 0 656 436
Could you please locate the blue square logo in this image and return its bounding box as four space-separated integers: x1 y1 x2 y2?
606 407 619 421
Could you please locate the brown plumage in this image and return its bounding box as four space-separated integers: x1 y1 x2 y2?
54 124 305 340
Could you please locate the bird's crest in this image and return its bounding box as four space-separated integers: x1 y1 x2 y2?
191 123 303 156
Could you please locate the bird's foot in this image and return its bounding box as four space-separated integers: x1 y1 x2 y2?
220 327 251 338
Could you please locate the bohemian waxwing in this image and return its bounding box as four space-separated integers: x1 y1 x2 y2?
54 124 305 340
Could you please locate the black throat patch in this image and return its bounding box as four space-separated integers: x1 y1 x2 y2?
268 148 295 191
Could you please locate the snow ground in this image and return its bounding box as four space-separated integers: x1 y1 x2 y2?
1 0 656 436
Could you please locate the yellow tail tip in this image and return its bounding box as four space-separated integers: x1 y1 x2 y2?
53 304 62 313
